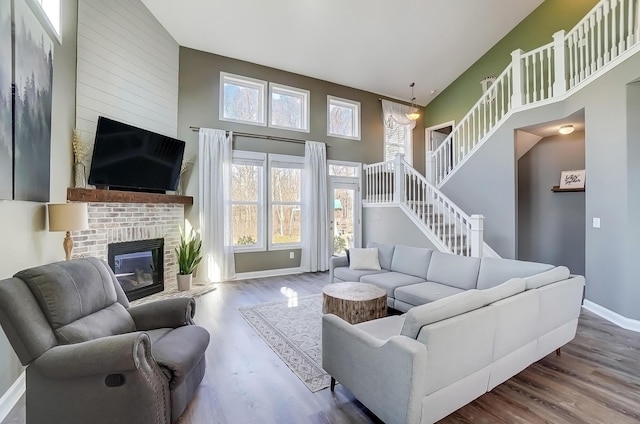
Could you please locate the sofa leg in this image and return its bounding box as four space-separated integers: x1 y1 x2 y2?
556 348 561 356
330 377 336 391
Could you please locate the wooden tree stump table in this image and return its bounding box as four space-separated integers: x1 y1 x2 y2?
322 282 387 324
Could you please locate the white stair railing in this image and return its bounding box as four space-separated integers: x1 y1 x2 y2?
428 0 640 187
363 155 484 257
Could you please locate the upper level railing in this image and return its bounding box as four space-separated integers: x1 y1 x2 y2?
364 155 484 257
429 0 640 187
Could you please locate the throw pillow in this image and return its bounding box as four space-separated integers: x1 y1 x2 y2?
349 248 381 270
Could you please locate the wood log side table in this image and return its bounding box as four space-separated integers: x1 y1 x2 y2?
322 282 387 324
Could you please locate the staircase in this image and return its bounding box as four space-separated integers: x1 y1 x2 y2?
365 0 640 257
428 0 640 187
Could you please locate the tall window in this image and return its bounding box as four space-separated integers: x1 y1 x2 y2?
269 155 303 249
220 73 267 126
231 152 266 250
384 119 413 164
269 83 310 132
327 96 361 140
231 152 303 251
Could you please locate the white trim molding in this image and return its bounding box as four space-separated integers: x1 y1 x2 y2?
0 371 25 422
234 267 303 281
582 300 640 333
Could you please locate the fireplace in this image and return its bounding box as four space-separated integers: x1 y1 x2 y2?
108 238 164 301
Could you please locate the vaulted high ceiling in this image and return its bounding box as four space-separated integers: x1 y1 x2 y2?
142 0 544 106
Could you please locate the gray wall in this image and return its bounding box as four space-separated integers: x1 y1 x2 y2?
363 207 437 249
517 131 585 275
0 0 78 399
441 50 640 320
177 47 425 273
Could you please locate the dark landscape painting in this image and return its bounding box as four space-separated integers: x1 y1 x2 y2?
0 0 11 199
13 0 53 202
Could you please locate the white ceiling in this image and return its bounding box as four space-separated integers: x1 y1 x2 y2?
142 0 544 106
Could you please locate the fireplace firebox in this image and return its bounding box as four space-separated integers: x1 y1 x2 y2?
108 238 164 301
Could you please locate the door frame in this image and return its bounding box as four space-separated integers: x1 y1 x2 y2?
327 160 362 256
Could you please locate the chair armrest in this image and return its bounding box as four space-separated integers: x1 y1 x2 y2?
322 314 428 424
32 332 153 379
329 256 349 282
128 297 196 330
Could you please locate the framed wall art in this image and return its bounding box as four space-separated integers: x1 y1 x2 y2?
559 169 586 189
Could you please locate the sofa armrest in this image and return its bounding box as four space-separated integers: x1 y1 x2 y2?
128 297 196 330
32 332 154 379
322 314 427 424
329 256 349 282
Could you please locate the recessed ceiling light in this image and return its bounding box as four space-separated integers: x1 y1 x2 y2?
559 125 574 135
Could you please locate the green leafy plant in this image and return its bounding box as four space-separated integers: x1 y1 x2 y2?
175 228 203 275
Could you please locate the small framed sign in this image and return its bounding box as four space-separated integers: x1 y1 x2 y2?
559 169 586 189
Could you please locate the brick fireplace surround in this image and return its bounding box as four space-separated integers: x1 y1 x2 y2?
67 188 193 292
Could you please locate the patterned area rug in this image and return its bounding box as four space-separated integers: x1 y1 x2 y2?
237 294 330 392
130 283 217 306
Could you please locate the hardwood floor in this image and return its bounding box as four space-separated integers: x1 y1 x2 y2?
3 272 639 423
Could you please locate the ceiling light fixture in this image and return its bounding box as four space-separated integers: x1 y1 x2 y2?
406 82 420 121
559 125 575 135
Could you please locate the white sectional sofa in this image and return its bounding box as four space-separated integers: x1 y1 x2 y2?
323 243 585 424
330 242 565 311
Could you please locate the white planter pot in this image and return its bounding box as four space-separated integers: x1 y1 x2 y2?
177 274 192 291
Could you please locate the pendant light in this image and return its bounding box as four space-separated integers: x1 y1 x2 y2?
406 82 420 121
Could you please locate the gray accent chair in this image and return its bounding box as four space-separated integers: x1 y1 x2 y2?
0 258 210 424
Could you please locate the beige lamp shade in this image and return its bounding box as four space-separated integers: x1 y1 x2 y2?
48 203 90 232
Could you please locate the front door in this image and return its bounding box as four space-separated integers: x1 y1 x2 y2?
329 180 360 256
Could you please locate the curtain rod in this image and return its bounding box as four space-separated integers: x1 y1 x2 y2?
190 126 308 145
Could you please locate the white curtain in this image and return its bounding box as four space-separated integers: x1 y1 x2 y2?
381 99 417 130
199 128 235 282
301 141 329 272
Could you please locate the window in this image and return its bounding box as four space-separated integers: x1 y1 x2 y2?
269 155 304 249
220 72 267 126
231 152 266 250
384 118 413 165
269 83 310 132
329 161 360 178
231 152 303 251
33 0 60 38
327 96 360 140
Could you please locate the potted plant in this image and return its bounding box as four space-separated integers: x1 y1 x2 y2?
175 227 203 291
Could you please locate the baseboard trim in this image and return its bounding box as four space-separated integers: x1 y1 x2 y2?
582 300 640 333
0 371 25 422
234 267 303 281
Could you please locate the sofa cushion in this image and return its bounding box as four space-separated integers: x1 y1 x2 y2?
334 267 388 282
355 315 405 340
482 277 526 304
426 252 481 290
360 272 425 297
349 248 381 270
367 242 396 270
476 257 555 289
394 282 464 307
15 258 121 329
400 290 486 339
524 266 570 289
390 245 433 278
55 302 136 344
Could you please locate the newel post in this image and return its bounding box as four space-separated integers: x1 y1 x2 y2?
470 214 484 258
510 49 524 108
394 153 405 204
552 30 567 96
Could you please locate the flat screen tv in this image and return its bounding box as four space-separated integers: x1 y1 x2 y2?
88 117 186 193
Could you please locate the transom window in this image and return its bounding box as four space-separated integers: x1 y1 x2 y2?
269 83 310 132
327 96 361 140
220 73 267 126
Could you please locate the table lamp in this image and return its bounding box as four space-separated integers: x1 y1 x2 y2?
48 202 90 261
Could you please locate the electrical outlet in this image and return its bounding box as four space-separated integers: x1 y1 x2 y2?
289 251 295 259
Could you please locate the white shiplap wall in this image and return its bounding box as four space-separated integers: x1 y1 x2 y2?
75 0 179 143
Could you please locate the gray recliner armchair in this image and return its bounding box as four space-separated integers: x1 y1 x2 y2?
0 257 210 424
